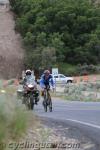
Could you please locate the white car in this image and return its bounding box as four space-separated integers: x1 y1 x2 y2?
51 74 73 84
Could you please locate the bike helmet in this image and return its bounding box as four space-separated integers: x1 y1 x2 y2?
25 69 32 76
44 70 50 75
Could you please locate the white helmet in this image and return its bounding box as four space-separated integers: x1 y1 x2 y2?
25 69 32 75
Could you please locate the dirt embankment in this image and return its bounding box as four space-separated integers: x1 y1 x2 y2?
0 4 24 79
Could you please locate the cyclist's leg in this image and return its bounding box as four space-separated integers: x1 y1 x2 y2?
47 90 51 103
47 91 52 111
40 83 45 97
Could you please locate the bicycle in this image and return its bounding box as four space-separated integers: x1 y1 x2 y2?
43 85 52 112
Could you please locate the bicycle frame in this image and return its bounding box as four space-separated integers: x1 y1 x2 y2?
43 86 52 112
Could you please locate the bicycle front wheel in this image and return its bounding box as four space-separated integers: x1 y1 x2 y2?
49 100 52 112
43 100 47 112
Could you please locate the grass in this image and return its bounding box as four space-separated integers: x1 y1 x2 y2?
0 82 57 150
9 107 28 139
0 85 32 149
0 103 7 143
0 94 28 142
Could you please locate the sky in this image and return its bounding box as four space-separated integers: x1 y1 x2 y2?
0 0 9 4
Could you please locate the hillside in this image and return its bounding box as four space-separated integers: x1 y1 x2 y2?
0 2 24 78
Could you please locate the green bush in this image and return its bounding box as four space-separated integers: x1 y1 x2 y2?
10 0 100 70
58 63 78 76
77 64 100 75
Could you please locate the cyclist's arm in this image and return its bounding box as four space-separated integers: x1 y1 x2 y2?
50 76 55 88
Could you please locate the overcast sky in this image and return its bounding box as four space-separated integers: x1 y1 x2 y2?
0 0 9 4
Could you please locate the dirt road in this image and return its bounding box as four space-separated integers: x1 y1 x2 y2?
0 3 24 78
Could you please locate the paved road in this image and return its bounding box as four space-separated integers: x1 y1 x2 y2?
34 99 100 145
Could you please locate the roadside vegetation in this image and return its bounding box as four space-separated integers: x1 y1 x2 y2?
64 82 100 101
9 0 100 75
0 82 61 150
0 84 33 150
58 63 100 76
0 98 26 143
54 81 100 101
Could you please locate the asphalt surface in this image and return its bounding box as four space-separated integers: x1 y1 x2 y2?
34 98 100 147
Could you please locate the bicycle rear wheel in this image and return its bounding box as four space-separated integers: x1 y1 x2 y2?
49 101 52 112
47 92 52 112
43 92 48 112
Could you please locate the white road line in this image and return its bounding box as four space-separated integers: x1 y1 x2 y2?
65 118 100 129
38 113 100 129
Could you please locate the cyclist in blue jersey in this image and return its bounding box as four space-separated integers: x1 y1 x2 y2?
40 70 55 96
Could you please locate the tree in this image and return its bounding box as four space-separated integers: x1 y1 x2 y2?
10 0 100 67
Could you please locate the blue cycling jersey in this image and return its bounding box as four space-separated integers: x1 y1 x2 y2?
40 74 54 87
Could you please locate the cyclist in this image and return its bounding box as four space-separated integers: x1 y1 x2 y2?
40 70 55 96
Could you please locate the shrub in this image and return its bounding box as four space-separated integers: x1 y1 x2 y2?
0 92 29 149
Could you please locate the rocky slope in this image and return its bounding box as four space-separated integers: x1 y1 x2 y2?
0 2 24 78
